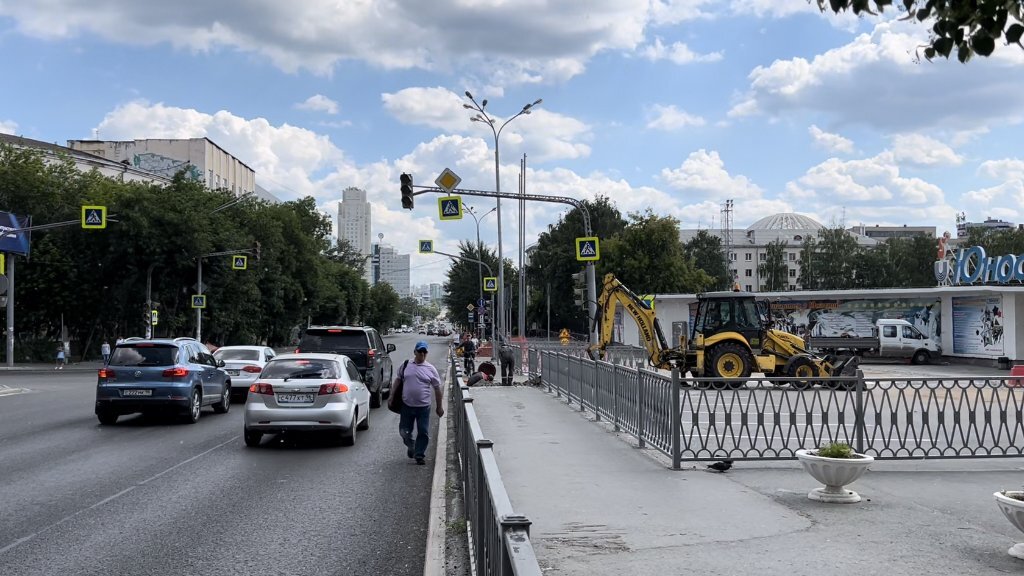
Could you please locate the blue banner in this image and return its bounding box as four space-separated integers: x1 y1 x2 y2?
0 212 31 256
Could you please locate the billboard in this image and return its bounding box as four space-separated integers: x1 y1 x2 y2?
0 212 31 256
952 295 1003 356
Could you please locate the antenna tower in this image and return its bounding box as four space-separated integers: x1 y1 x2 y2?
721 199 734 283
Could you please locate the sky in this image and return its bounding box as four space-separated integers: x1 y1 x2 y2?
2 0 1024 288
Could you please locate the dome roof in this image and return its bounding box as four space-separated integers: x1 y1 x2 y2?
747 213 823 231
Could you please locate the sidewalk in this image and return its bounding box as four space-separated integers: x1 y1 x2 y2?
469 381 1024 575
0 361 104 373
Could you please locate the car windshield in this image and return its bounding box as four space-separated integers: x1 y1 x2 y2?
263 359 340 380
299 331 368 351
215 349 259 361
109 344 177 366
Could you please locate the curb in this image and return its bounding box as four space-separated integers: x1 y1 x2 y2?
422 364 451 576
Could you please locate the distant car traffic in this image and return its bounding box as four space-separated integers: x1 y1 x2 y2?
214 345 277 399
243 353 370 447
95 337 232 425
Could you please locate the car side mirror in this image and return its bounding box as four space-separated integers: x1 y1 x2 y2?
217 359 226 368
387 343 396 352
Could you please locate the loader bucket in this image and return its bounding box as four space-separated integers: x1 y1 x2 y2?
830 354 860 377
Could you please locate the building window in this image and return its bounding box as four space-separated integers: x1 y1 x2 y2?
729 253 737 261
759 253 766 261
789 285 796 291
789 268 796 277
788 253 795 261
745 285 752 292
745 253 752 261
745 269 752 277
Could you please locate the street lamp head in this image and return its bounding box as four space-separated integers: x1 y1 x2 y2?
462 103 474 109
481 99 488 107
465 90 473 99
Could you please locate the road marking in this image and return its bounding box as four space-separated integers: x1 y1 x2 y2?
0 435 238 555
0 386 27 397
423 365 450 576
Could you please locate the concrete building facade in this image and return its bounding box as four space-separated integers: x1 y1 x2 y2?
337 187 372 284
1 134 173 186
372 243 410 298
67 138 256 196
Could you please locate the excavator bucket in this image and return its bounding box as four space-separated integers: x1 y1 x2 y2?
829 354 860 377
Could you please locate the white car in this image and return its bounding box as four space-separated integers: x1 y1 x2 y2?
213 345 277 398
243 353 370 448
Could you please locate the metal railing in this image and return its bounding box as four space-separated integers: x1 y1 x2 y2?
537 349 1024 465
450 354 542 575
513 341 647 377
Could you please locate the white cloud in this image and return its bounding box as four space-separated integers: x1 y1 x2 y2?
640 38 723 64
296 94 339 115
0 0 666 86
808 124 854 154
382 87 591 163
890 133 962 167
786 152 945 207
978 158 1024 182
658 150 763 200
728 0 863 30
729 20 1024 132
646 105 706 131
0 120 16 135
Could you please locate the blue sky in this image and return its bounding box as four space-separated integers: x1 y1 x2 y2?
2 1 1024 287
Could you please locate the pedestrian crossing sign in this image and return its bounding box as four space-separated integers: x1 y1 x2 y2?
438 196 463 221
575 237 600 261
191 295 206 309
483 277 497 292
82 206 107 229
418 240 434 254
232 255 247 270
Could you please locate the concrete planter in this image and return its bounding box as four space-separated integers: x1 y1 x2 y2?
994 491 1024 559
795 448 874 503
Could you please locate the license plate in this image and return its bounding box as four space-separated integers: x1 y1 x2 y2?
226 369 240 376
122 389 152 397
277 393 314 404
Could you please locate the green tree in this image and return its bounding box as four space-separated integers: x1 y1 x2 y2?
817 0 1024 62
523 196 626 335
804 227 861 290
758 239 789 291
683 229 731 290
365 282 401 329
601 210 713 294
443 240 499 334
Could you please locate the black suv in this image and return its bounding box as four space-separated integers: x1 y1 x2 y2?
296 326 394 408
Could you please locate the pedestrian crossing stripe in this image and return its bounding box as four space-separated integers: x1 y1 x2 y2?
82 205 107 229
483 277 497 292
575 237 600 261
438 196 463 220
418 240 434 254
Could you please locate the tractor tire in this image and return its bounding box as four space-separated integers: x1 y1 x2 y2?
706 342 754 389
785 355 821 390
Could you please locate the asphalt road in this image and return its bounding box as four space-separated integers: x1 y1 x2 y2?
0 333 452 576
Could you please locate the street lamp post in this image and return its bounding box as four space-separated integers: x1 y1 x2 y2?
463 91 542 342
466 205 495 341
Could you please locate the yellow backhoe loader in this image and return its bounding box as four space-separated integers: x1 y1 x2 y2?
587 273 858 388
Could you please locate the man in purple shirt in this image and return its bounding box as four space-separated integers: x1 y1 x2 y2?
397 341 444 465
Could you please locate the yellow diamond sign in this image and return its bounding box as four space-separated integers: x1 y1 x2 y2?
435 168 461 193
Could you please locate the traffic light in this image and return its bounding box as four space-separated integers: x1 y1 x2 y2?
400 173 414 210
571 270 586 308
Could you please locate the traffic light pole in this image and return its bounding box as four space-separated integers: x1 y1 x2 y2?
432 249 496 350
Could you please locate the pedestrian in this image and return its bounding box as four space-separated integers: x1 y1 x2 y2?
498 336 515 386
394 340 444 465
55 345 64 370
63 341 70 366
101 340 111 364
466 361 496 387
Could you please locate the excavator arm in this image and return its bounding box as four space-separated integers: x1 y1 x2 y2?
588 273 687 369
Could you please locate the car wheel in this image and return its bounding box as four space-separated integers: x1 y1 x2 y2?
369 387 382 409
212 384 231 414
912 350 930 365
244 429 262 447
339 414 357 447
97 411 118 425
183 389 202 424
357 406 370 431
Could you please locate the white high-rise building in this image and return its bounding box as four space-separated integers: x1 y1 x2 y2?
338 187 372 283
373 243 410 298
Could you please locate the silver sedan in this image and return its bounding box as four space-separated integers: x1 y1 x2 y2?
214 345 277 398
243 353 370 447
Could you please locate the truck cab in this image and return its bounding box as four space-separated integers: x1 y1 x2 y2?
876 319 941 363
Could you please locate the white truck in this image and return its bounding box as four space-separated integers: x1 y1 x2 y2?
805 319 941 365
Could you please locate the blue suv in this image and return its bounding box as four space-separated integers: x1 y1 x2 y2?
95 337 232 425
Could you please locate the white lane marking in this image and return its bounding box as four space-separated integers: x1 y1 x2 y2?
0 435 239 555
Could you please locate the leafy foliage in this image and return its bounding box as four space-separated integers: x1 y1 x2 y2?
601 210 713 295
758 239 789 292
816 0 1024 63
816 442 856 458
683 230 731 290
0 145 374 360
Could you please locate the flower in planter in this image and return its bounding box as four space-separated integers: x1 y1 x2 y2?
816 442 856 459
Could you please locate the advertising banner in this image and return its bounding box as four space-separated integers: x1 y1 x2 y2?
0 212 31 256
952 296 1003 356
